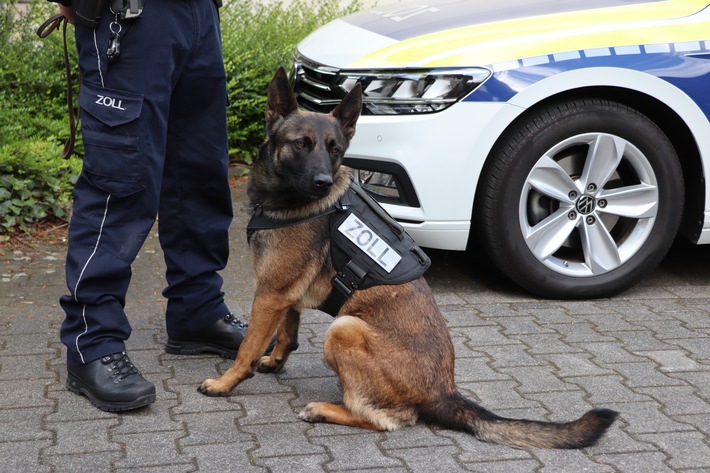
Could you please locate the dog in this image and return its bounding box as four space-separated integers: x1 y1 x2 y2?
197 67 619 449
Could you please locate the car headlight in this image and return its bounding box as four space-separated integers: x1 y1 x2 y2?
292 56 491 116
337 68 491 114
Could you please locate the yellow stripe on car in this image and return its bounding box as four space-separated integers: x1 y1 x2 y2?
347 0 710 68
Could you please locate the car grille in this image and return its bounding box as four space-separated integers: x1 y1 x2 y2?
292 56 348 114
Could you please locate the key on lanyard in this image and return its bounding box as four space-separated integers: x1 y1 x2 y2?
107 19 122 62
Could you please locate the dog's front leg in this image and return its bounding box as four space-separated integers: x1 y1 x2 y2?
257 307 300 373
198 295 290 396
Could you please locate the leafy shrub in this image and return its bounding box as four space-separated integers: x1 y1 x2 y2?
0 1 77 142
0 1 82 238
0 140 81 237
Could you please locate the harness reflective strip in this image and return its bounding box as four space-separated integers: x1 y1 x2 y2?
337 213 402 273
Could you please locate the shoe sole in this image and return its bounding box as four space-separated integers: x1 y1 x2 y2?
165 339 275 359
67 373 156 412
165 339 237 359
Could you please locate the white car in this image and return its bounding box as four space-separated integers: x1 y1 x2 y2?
291 0 710 298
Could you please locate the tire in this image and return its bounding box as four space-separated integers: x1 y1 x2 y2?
477 98 684 299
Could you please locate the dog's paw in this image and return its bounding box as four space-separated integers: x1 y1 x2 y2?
197 378 231 397
298 403 326 423
256 354 285 373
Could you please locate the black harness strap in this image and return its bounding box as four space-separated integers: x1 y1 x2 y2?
318 185 377 316
246 206 337 243
319 252 375 316
246 180 430 318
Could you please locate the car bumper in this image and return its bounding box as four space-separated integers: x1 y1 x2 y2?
345 100 523 251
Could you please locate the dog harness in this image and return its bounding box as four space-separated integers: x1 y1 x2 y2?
247 179 431 316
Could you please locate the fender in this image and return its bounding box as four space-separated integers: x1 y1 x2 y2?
505 66 710 213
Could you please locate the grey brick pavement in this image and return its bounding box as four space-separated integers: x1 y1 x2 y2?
1 180 709 472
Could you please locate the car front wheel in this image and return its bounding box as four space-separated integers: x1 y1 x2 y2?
477 98 684 299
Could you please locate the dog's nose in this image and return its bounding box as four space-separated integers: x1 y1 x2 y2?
313 173 333 189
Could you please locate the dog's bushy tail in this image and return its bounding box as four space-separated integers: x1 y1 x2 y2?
421 392 618 449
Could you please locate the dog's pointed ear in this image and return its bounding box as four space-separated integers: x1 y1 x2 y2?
331 83 362 141
266 66 299 132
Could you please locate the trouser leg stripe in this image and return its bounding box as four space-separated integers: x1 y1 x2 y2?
73 194 111 363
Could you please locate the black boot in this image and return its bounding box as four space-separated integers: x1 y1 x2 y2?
67 352 156 412
166 313 276 359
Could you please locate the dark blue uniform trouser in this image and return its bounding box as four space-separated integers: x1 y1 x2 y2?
60 0 233 365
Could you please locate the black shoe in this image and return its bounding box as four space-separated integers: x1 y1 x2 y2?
67 352 156 412
166 313 276 359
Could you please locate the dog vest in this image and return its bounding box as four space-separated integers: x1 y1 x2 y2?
247 179 431 316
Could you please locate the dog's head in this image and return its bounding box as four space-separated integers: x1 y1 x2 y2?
261 66 362 201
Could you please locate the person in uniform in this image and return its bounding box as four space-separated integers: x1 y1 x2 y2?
50 0 259 412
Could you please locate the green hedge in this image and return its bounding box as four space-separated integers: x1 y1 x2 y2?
0 141 81 234
0 0 362 237
0 1 81 239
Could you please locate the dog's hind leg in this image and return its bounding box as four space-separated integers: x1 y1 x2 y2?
257 307 300 373
298 315 417 431
299 402 386 431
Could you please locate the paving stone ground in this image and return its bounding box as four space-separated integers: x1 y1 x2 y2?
2 179 709 472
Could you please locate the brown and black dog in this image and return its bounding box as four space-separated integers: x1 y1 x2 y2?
198 67 618 449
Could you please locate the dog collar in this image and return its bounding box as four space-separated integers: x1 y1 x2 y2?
246 205 338 244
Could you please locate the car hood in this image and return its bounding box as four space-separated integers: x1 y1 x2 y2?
296 0 709 68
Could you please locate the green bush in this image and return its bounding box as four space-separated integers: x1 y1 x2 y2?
1 1 82 238
0 0 363 236
0 140 82 236
0 1 77 134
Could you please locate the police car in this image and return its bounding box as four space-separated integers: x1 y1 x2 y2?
291 0 710 298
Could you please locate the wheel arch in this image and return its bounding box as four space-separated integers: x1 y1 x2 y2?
472 68 709 246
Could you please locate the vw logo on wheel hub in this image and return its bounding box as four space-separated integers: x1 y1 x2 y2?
576 194 596 215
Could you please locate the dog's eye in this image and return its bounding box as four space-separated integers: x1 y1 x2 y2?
330 146 342 156
294 139 307 149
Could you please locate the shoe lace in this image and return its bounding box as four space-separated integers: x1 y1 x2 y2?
224 312 248 329
102 352 140 383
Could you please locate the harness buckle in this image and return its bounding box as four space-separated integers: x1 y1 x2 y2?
331 275 354 297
